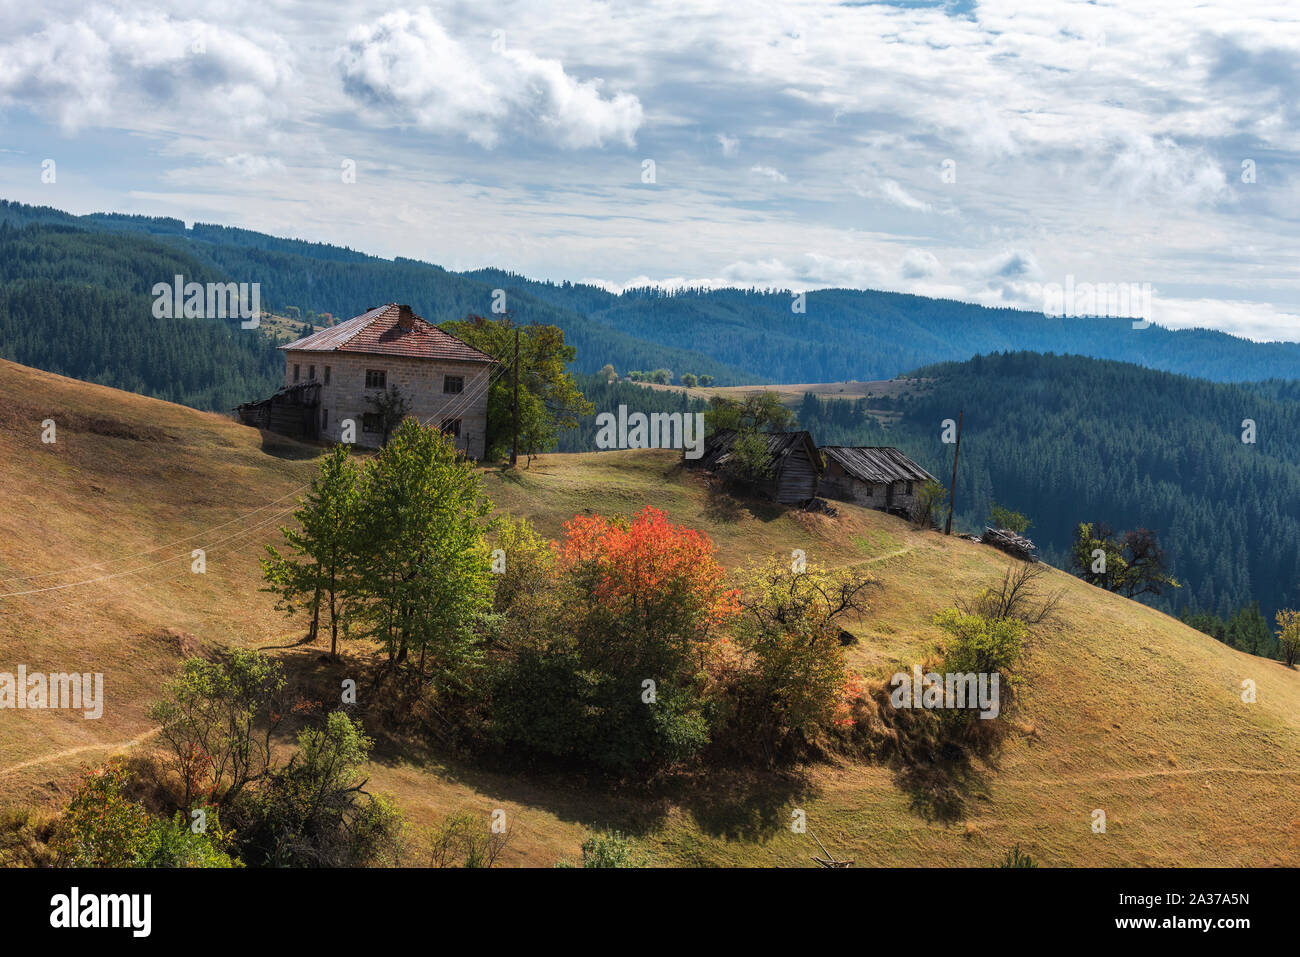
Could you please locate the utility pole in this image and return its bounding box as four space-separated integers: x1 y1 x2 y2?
944 409 963 536
509 326 520 467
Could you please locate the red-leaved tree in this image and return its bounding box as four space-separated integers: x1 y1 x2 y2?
557 506 739 676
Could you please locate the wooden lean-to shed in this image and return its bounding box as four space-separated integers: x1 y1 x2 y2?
236 381 322 440
818 446 935 516
693 429 824 505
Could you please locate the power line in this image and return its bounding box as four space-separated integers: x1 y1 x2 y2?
0 485 309 583
0 502 297 598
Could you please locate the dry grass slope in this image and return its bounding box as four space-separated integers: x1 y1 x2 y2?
2 358 1298 866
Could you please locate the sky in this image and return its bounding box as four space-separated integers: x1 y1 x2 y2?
1 0 1298 341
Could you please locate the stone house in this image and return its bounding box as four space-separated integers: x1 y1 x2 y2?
241 303 496 458
818 446 935 516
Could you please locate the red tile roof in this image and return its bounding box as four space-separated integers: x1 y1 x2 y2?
280 304 496 363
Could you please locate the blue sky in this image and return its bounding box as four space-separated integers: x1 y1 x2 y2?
1 0 1298 340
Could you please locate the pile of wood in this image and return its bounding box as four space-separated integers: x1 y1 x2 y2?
980 527 1038 562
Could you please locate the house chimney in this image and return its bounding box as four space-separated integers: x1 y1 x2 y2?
397 304 415 330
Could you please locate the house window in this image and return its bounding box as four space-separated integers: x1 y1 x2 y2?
321 408 328 430
440 418 462 438
906 481 914 495
365 369 386 389
324 365 331 385
362 413 382 433
309 365 316 380
293 364 300 382
444 375 464 394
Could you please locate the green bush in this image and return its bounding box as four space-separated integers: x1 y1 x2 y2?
149 650 285 808
54 764 237 868
54 764 151 867
989 502 1032 534
424 809 511 868
489 652 707 774
233 711 404 867
578 831 645 868
138 811 240 868
934 608 1025 679
999 844 1038 868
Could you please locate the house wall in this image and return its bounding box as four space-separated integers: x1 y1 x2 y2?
821 462 917 512
283 351 492 458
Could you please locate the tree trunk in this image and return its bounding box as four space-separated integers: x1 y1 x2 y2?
309 584 321 643
329 588 338 659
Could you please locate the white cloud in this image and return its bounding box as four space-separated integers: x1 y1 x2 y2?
955 250 1042 282
1151 297 1300 342
0 7 293 132
848 165 940 214
222 153 286 178
586 252 886 294
1095 133 1230 207
877 179 932 214
336 8 642 149
901 249 940 279
750 164 788 183
1 0 1297 344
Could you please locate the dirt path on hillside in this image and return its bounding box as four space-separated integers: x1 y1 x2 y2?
0 728 158 778
1016 765 1300 787
856 546 914 565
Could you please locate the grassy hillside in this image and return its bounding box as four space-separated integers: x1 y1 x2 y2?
2 358 1299 866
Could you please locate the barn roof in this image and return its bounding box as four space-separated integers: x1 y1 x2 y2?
280 303 496 363
698 429 823 473
234 379 320 414
820 446 935 484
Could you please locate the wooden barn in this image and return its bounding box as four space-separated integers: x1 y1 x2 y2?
692 429 824 505
818 446 935 516
236 381 322 441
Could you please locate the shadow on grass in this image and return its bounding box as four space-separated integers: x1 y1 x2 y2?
672 767 818 842
369 750 822 852
889 747 995 824
258 430 324 461
492 463 539 486
364 741 682 840
703 483 789 525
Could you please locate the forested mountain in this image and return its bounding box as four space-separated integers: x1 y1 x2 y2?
788 352 1300 623
0 223 283 410
557 374 709 451
3 199 1300 401
0 201 743 401
466 268 1300 384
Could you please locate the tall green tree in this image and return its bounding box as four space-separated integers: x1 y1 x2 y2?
149 651 286 808
703 392 795 435
989 502 1032 534
351 420 494 691
439 314 593 461
262 444 361 658
703 392 797 482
